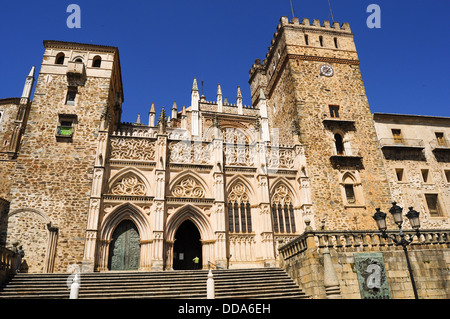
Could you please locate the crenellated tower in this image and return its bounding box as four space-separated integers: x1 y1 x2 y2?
249 17 392 230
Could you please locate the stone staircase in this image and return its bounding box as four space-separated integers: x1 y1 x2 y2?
0 267 309 299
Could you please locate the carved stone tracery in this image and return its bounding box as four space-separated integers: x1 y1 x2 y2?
228 182 250 204
172 177 205 198
110 137 155 161
272 184 293 205
111 175 146 196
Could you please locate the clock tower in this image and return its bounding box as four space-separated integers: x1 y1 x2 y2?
249 17 392 230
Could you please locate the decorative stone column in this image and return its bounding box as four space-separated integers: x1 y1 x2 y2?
153 113 167 270
255 133 275 266
43 223 58 273
83 124 109 272
139 240 153 271
96 239 110 272
164 239 175 270
212 123 226 268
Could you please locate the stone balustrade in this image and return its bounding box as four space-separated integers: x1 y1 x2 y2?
0 246 17 286
279 228 450 261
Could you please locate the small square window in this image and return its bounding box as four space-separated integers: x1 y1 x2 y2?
56 114 77 138
435 132 445 146
66 87 77 106
395 168 405 182
329 105 340 118
425 194 442 217
445 170 450 183
421 169 430 183
392 129 403 144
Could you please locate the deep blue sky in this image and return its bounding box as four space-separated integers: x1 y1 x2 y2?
1 1 449 123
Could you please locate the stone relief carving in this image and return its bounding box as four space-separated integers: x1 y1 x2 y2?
169 141 211 164
224 145 255 166
172 177 205 198
267 148 294 169
110 137 155 161
110 175 146 196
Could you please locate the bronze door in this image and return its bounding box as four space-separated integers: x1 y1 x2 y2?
109 220 140 270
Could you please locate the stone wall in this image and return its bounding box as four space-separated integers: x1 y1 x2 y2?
279 228 450 299
374 114 450 229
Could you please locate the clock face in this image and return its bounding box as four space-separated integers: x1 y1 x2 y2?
320 64 334 77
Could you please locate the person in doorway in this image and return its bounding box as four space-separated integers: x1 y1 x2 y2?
192 256 199 269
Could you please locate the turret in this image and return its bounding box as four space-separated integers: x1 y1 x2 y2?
257 89 270 142
149 102 156 126
191 78 199 111
181 105 187 130
21 65 35 102
217 84 223 112
237 86 243 115
191 78 200 136
172 101 178 119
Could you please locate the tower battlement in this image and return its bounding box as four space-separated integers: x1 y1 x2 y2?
249 16 353 80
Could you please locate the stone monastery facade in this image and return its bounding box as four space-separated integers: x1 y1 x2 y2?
0 16 449 274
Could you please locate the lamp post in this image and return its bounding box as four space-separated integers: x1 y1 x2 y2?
372 202 421 299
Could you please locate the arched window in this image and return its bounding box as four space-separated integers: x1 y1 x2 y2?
55 52 65 65
92 55 102 68
319 36 324 47
271 184 296 234
304 34 309 45
341 173 363 205
227 182 252 233
334 133 345 155
334 37 339 49
74 58 83 63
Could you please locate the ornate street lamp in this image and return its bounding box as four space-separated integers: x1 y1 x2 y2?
373 202 421 299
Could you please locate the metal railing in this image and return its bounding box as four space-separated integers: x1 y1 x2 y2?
379 138 425 149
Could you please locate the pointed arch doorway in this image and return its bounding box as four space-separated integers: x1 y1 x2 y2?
173 220 202 270
108 220 141 271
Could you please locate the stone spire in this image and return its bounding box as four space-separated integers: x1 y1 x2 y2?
258 89 270 142
181 105 187 129
191 78 200 136
217 84 223 112
172 101 178 119
158 106 167 133
149 102 156 126
192 78 199 92
237 86 243 115
21 65 35 100
135 113 141 124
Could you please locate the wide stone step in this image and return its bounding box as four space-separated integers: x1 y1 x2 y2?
0 268 308 299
